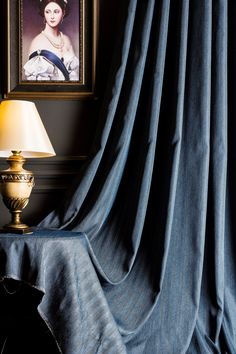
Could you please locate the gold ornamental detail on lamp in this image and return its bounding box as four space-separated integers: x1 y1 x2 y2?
0 151 35 233
3 197 29 211
0 174 33 182
0 100 56 234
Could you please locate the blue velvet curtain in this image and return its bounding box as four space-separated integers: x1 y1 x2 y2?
40 0 236 352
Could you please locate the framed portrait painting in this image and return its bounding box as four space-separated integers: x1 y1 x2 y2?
3 0 98 99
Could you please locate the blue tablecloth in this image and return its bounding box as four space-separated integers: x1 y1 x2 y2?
0 229 126 354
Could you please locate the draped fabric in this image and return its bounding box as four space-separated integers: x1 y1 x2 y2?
39 0 236 352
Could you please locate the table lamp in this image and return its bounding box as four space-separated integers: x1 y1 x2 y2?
0 100 56 234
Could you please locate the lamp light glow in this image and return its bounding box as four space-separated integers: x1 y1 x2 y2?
0 100 56 234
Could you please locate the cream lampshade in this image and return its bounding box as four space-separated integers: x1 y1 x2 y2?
0 100 56 234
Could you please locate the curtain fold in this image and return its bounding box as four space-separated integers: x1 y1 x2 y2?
40 0 234 352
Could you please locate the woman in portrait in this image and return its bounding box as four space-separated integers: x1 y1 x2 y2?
24 0 79 81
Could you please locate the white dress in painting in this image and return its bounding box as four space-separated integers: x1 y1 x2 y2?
24 50 79 81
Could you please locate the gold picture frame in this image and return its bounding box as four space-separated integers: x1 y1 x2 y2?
3 0 98 100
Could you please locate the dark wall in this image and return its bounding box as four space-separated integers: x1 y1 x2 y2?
0 0 121 227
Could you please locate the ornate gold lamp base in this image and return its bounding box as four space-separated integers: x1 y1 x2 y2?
1 209 32 234
0 151 34 234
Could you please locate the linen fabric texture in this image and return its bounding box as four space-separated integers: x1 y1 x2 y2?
0 231 126 354
39 0 235 353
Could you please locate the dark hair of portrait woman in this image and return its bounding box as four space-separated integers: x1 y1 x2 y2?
38 0 70 17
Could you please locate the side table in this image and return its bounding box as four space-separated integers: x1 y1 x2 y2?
0 229 126 354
